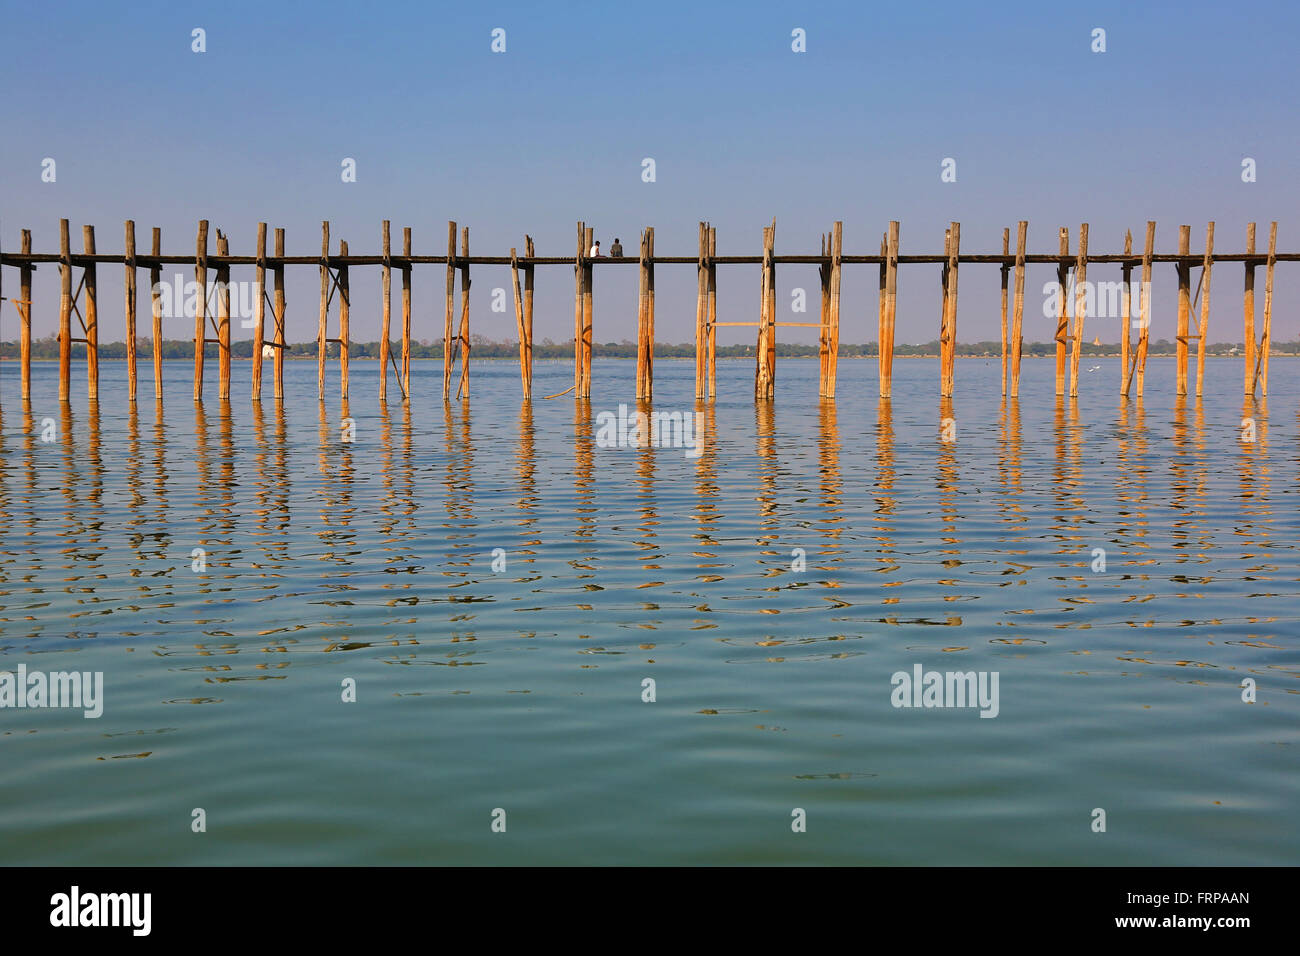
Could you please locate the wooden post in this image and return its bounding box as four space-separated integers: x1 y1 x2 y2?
582 224 594 397
826 220 842 398
759 219 769 392
58 218 71 402
575 221 586 393
456 227 470 399
273 228 286 401
1175 224 1191 396
317 220 329 397
1196 221 1214 398
696 221 708 398
756 224 771 399
875 233 886 396
19 230 32 401
252 223 266 401
1069 223 1088 398
1135 221 1156 398
882 221 899 398
149 228 162 400
637 227 649 399
83 225 99 402
707 227 717 399
819 232 831 396
380 220 391 402
940 222 959 398
216 231 231 400
193 220 208 401
339 238 350 399
124 221 138 402
1258 223 1279 395
999 228 1009 397
402 227 412 398
1120 230 1133 396
444 221 456 400
511 245 527 396
1009 221 1027 398
1243 223 1256 396
524 235 535 392
1054 226 1069 396
645 227 655 400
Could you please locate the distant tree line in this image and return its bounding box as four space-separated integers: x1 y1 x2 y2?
1 334 1291 360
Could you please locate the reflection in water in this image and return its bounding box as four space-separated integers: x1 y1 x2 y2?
873 397 898 586
633 399 659 569
0 359 1297 867
816 400 842 545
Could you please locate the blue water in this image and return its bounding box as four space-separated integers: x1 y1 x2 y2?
0 356 1296 864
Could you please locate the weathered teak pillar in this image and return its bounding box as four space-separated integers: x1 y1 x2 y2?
524 236 535 392
456 227 470 399
1068 223 1089 398
759 221 769 392
124 221 138 402
1175 224 1191 396
881 221 899 398
939 221 959 398
443 220 457 400
636 226 651 399
575 221 586 393
401 227 412 398
1119 230 1133 396
19 229 33 401
193 220 208 401
1256 221 1277 396
581 225 594 397
999 228 1009 397
272 228 286 401
1196 221 1215 398
338 238 351 399
875 232 886 394
1009 221 1027 398
215 231 231 400
754 221 776 400
826 221 843 398
317 220 330 397
83 225 99 401
820 231 832 395
755 224 771 399
696 221 708 399
706 226 717 398
149 228 162 400
1134 221 1156 398
1243 223 1256 396
511 243 528 397
1054 226 1069 396
251 223 267 401
379 220 392 402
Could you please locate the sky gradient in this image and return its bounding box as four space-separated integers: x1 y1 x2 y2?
2 0 1296 347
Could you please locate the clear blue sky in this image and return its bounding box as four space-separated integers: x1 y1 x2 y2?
2 0 1296 345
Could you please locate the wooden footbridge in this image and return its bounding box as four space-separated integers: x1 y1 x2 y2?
0 217 1286 406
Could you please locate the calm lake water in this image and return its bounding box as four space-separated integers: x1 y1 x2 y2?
0 356 1296 865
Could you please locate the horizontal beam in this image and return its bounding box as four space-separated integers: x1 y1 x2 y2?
2 252 1297 268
